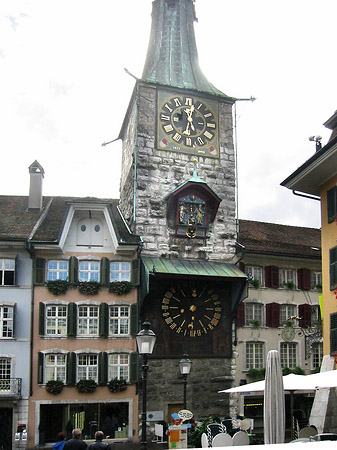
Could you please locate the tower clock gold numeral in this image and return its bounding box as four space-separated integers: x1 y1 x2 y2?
161 283 222 337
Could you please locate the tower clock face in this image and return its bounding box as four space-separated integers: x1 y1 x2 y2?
162 283 222 337
157 90 219 158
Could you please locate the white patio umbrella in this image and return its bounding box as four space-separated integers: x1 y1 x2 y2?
264 350 285 444
219 369 337 440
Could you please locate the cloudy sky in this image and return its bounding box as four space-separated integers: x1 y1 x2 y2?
1 0 337 229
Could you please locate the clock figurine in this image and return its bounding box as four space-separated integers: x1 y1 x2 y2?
162 283 222 337
157 91 219 158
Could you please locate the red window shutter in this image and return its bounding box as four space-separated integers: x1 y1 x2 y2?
265 266 271 287
266 302 280 327
238 262 245 273
298 304 312 328
236 302 245 327
298 268 311 290
265 266 279 288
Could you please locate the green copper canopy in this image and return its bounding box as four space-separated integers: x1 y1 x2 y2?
142 0 232 100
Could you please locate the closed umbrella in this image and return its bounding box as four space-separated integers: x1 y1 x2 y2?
264 350 285 444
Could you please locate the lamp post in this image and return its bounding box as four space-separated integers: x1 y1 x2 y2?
179 354 192 409
136 320 156 450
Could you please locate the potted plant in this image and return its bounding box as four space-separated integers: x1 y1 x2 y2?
46 379 64 395
284 282 295 289
76 379 97 393
46 280 70 296
251 319 260 329
108 378 128 393
248 368 265 381
109 281 133 295
77 281 101 295
250 279 260 288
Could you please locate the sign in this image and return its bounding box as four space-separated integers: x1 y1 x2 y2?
168 424 188 449
178 409 193 422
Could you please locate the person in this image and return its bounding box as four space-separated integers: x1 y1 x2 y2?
102 410 118 439
64 429 87 450
87 431 110 449
53 432 66 450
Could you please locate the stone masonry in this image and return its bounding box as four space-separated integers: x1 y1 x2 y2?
119 82 237 262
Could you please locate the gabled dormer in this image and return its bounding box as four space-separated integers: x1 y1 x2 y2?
30 198 141 256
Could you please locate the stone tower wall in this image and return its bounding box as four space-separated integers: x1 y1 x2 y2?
119 82 237 261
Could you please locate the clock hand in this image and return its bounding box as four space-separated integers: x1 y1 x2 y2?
183 121 191 136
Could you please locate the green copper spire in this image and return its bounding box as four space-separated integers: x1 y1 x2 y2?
142 0 231 99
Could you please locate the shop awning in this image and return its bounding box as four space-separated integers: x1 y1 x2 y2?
140 256 247 310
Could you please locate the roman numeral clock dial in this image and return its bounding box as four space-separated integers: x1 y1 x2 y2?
157 91 219 158
162 284 222 337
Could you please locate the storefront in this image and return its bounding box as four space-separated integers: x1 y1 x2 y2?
36 400 133 444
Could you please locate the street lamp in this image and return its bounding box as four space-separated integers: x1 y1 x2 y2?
136 320 156 450
179 354 192 409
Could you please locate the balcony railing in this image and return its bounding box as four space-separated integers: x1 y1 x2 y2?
0 378 22 396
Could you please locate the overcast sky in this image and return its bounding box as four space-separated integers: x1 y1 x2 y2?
1 0 337 230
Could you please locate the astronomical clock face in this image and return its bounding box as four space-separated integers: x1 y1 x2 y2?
157 90 219 158
162 283 222 338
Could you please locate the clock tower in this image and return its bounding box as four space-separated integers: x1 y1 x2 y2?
118 0 246 419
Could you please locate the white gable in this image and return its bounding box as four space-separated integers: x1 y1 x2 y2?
59 204 118 253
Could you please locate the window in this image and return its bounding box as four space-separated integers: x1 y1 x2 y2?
311 271 322 290
46 305 67 336
279 269 296 288
79 261 100 282
280 342 297 368
330 312 337 355
312 342 323 369
109 306 130 335
110 262 131 282
246 342 264 369
246 266 263 285
0 306 13 338
0 357 11 391
77 354 98 382
0 259 15 286
280 304 297 326
78 305 99 336
108 353 129 381
245 303 263 326
311 305 321 325
47 261 68 281
330 247 337 289
45 353 66 383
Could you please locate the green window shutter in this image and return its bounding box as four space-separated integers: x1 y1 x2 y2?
330 313 337 355
130 303 139 336
129 352 139 384
33 258 46 285
37 352 44 384
131 259 140 286
39 303 45 336
99 303 108 337
327 187 337 223
330 247 337 290
100 257 110 286
99 352 108 385
67 302 77 337
67 352 76 385
69 256 78 285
